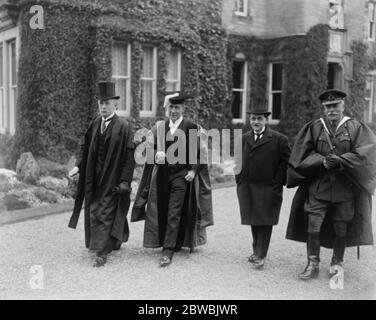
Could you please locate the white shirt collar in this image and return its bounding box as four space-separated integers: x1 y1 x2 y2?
169 116 183 128
254 126 266 136
102 112 115 122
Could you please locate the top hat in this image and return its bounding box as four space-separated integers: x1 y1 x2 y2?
246 98 271 116
95 82 120 101
319 89 346 105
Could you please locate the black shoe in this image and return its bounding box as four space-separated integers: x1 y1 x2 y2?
93 256 107 267
252 257 265 269
299 260 319 280
248 254 258 263
159 255 172 267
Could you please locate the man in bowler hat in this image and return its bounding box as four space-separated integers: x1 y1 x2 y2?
286 89 376 283
234 98 291 269
68 81 135 267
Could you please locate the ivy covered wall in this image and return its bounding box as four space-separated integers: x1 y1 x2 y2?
15 0 229 163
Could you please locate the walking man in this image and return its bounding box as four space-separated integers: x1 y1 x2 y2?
234 98 291 269
131 92 213 267
286 89 376 282
68 81 135 267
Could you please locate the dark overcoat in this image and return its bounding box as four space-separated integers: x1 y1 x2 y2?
286 118 376 248
235 127 291 226
131 120 213 250
68 114 135 250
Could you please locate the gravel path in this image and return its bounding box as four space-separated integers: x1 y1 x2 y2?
0 187 375 300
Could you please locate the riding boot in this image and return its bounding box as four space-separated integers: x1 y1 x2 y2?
299 232 320 280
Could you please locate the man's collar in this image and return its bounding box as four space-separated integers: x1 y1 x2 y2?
253 126 266 135
102 112 115 122
169 116 183 127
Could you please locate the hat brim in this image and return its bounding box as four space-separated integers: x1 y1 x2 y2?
322 99 343 105
95 96 120 101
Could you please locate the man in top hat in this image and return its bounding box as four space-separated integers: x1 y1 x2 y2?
68 81 136 267
286 89 376 283
234 98 291 269
131 92 213 267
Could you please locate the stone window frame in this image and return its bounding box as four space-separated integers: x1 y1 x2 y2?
111 41 131 117
234 0 248 17
365 72 375 122
367 1 376 41
165 48 181 117
231 58 248 124
0 26 19 135
267 62 283 124
140 45 158 117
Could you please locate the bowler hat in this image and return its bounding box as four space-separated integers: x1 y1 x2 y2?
95 82 120 101
319 89 346 105
246 98 271 116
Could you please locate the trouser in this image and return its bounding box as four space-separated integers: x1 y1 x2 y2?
157 169 189 254
251 225 273 259
305 196 353 264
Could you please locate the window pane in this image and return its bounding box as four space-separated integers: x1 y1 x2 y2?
232 91 242 118
369 3 375 20
114 78 127 111
142 47 153 78
166 80 179 92
272 93 282 119
10 41 16 85
233 61 244 89
237 0 244 12
112 42 128 76
366 76 373 98
272 63 282 90
0 45 3 87
141 80 153 111
370 22 373 39
166 50 178 80
0 89 3 128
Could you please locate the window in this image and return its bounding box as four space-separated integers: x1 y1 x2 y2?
368 2 376 40
140 45 157 117
111 41 131 116
0 28 18 135
235 0 248 16
327 62 343 90
365 74 375 122
231 60 247 123
165 49 181 92
268 62 283 122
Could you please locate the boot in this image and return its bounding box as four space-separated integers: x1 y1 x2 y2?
299 232 320 280
329 236 345 277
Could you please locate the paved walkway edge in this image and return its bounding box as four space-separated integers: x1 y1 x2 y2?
0 200 74 226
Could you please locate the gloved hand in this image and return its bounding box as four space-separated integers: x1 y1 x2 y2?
324 154 341 170
112 182 131 195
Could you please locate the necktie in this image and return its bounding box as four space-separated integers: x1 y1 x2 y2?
255 133 262 142
101 118 112 134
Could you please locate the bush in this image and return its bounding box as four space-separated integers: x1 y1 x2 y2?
0 134 18 169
